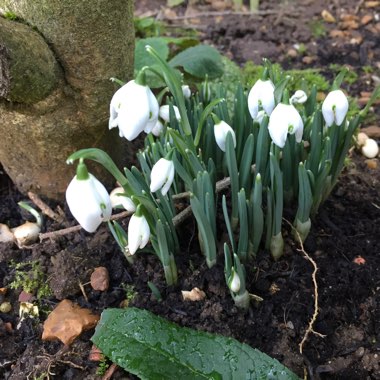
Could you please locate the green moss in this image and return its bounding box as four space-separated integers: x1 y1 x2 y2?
329 64 358 85
2 11 18 20
9 260 52 299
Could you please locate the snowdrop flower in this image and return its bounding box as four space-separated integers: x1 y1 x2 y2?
228 268 241 293
248 78 275 120
322 89 349 127
182 85 191 99
66 160 112 233
213 117 236 152
110 187 136 212
128 205 150 255
268 103 304 148
151 120 164 137
109 74 159 141
159 105 181 123
150 156 175 196
290 90 307 105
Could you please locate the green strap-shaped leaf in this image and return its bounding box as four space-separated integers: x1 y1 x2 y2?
92 308 300 380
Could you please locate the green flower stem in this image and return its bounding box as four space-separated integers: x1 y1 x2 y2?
145 45 192 138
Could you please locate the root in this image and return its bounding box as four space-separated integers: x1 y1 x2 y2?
283 218 326 354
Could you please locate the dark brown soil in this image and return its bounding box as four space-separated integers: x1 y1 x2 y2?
1 1 380 379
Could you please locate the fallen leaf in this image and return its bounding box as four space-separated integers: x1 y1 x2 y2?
361 14 373 25
364 1 380 8
330 30 348 38
42 299 99 345
90 267 110 291
181 287 206 301
321 9 336 23
18 291 34 303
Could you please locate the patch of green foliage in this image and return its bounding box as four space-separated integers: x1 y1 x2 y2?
9 260 52 299
3 11 19 21
243 62 330 93
96 356 110 376
309 19 327 38
121 283 137 303
329 64 358 85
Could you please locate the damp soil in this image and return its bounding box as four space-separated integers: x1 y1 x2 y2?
1 0 380 379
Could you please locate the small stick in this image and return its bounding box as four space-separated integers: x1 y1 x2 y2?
39 210 132 241
28 191 65 223
283 219 326 354
102 363 118 380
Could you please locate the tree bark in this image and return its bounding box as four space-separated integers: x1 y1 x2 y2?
0 1 135 199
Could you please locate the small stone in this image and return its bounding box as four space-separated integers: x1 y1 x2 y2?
357 132 369 146
90 267 110 292
182 287 206 301
287 49 298 58
365 159 378 169
0 302 12 313
361 126 380 139
361 138 379 158
0 224 14 243
364 1 380 8
322 9 336 23
302 56 316 64
42 299 99 345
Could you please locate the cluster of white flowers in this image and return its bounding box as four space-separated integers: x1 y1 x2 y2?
66 72 350 257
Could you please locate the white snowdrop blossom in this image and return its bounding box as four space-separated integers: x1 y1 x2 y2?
268 103 304 148
109 80 159 141
182 85 191 99
128 212 150 255
66 173 112 233
290 90 307 105
247 79 275 120
229 270 241 293
214 120 236 152
322 89 349 127
110 187 136 212
159 105 181 123
150 158 175 196
151 120 164 137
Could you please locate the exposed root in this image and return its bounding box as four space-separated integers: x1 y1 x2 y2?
28 191 65 224
283 218 326 354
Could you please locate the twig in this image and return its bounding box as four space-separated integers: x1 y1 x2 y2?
39 211 132 241
161 9 299 21
102 363 118 380
283 219 326 354
27 191 65 223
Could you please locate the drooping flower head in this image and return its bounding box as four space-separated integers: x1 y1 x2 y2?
322 89 349 127
159 104 181 123
150 151 175 196
268 91 304 148
127 205 150 255
109 71 159 141
66 160 112 233
248 68 275 121
290 90 308 105
110 187 136 212
213 115 236 152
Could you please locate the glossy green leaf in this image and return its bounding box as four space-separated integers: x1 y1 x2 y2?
92 307 300 380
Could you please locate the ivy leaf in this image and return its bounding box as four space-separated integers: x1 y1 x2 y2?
134 37 170 71
169 45 224 79
92 307 300 380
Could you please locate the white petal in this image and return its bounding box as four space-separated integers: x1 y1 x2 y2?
110 187 136 212
182 85 191 99
268 104 290 148
322 90 348 127
151 120 164 136
160 161 175 196
66 174 111 233
248 79 275 120
159 105 181 123
290 90 308 104
128 214 150 254
229 271 241 293
144 88 160 133
150 158 172 193
214 120 236 152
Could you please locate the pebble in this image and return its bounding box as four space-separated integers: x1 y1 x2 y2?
90 267 110 292
0 302 12 313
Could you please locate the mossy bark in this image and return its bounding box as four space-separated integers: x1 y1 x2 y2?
0 0 135 199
